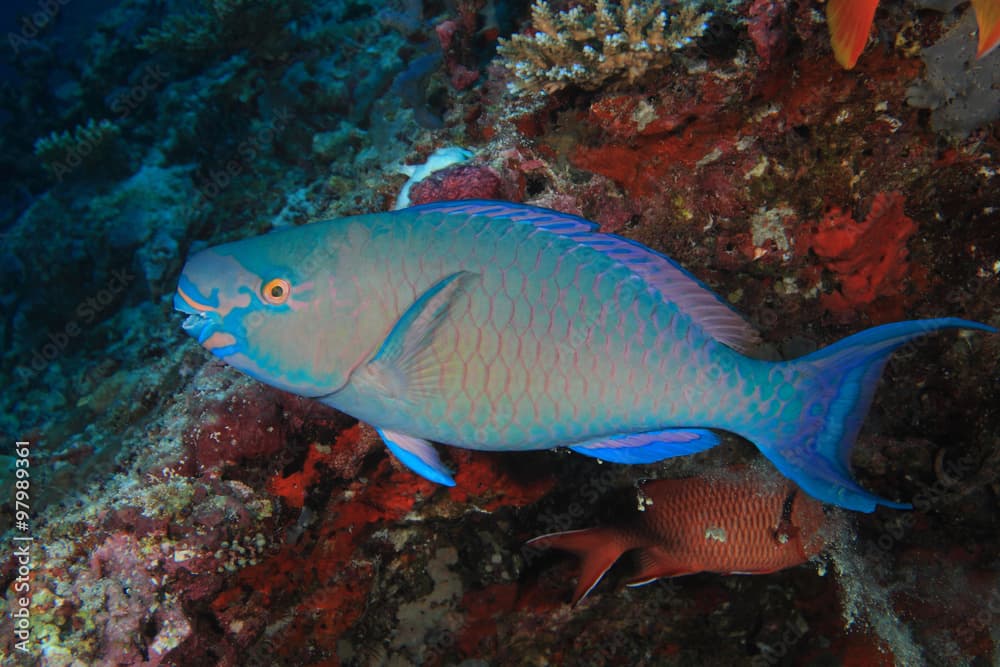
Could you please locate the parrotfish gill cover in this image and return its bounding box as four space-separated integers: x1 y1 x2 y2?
174 200 996 512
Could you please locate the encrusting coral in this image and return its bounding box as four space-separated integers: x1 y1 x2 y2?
496 0 712 94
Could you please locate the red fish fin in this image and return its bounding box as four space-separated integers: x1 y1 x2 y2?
826 0 879 69
527 528 626 605
972 0 1000 58
625 547 697 587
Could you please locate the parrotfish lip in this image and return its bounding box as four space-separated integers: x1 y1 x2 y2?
174 283 213 315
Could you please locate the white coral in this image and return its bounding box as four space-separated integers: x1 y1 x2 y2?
497 0 711 94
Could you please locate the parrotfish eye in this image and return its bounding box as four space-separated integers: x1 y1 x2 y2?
261 277 291 305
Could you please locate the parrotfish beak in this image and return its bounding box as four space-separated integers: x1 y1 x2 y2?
174 276 222 348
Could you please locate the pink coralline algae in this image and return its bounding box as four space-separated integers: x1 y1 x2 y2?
747 0 789 68
408 164 508 206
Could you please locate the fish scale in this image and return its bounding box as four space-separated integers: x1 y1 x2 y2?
528 472 831 604
174 200 996 511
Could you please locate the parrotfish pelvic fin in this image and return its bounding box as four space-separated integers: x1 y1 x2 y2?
355 270 478 401
377 427 456 486
747 318 997 512
527 527 628 605
569 428 720 464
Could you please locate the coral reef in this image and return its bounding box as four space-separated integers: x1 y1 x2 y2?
2 0 1000 665
138 0 316 62
803 192 920 322
32 118 122 181
496 0 712 94
906 9 1000 139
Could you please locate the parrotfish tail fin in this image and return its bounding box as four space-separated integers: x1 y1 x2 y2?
826 0 879 69
527 528 628 605
972 0 1000 59
752 318 996 513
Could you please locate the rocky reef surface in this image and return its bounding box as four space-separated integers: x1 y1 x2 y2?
2 1 999 665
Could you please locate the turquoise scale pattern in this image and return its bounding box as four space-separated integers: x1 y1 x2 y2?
325 206 768 452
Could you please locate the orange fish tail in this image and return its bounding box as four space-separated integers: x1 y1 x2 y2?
826 0 879 69
527 527 629 605
972 0 1000 58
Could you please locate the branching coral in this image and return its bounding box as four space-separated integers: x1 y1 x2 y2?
33 118 121 181
138 0 315 61
496 0 712 94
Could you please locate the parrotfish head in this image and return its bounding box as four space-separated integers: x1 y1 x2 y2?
174 228 355 398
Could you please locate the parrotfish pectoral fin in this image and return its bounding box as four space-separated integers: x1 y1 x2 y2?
826 0 879 69
569 428 719 464
752 318 997 512
972 0 1000 58
527 527 627 605
358 271 479 401
377 428 456 486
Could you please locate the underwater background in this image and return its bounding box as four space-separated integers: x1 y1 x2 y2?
1 0 999 665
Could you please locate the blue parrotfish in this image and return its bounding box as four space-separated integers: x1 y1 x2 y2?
173 200 996 512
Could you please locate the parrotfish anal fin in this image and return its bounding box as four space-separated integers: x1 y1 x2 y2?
377 428 456 486
569 428 719 464
357 270 478 401
626 547 696 587
412 199 759 353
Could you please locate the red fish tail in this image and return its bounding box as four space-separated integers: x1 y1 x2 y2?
973 0 1000 58
826 0 879 69
527 527 629 605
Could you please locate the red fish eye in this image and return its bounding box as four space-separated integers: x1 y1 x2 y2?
261 278 291 305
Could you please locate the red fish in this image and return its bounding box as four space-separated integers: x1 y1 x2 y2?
826 0 1000 68
528 473 831 605
826 0 879 69
973 0 1000 58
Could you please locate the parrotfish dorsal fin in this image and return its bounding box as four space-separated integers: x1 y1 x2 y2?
411 200 761 354
413 199 597 233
